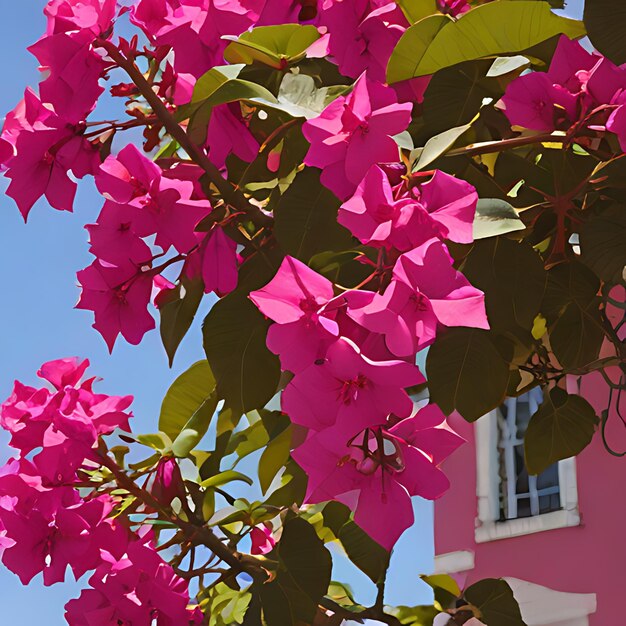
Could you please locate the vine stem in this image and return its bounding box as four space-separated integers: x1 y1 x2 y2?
94 38 272 229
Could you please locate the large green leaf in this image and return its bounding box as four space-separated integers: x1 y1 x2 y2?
159 361 217 453
524 387 598 475
224 24 320 68
464 579 526 626
579 204 626 284
260 517 332 625
321 501 390 584
158 275 204 366
543 262 605 369
421 60 502 140
472 199 526 240
203 293 281 416
273 168 353 262
426 328 510 422
387 1 585 82
462 238 546 333
338 521 390 584
584 0 626 65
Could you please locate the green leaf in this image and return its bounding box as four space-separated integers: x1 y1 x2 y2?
274 167 353 262
462 238 546 333
579 204 626 284
412 123 472 171
421 574 462 611
203 293 281 416
159 361 218 454
464 578 527 626
338 520 390 584
543 262 605 369
396 0 438 23
258 425 292 494
584 0 626 65
388 604 439 625
191 64 246 102
472 199 526 240
426 328 510 422
224 24 320 68
421 60 500 140
387 1 585 82
486 55 530 77
261 517 332 625
524 387 598 475
135 432 173 452
158 275 204 366
264 459 307 508
201 470 254 489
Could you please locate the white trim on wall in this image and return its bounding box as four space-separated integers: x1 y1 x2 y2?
433 550 475 574
474 411 581 543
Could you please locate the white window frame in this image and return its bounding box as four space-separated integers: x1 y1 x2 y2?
474 403 580 544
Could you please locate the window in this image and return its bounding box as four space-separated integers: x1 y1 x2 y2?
497 389 561 521
475 390 580 543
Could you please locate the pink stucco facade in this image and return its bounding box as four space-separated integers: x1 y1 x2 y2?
434 372 626 625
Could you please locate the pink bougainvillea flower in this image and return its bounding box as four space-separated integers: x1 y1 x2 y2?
282 337 424 439
2 91 99 219
96 144 161 204
133 177 211 254
292 404 462 549
250 523 276 555
44 0 118 36
29 31 106 123
303 74 412 199
200 227 239 296
86 200 153 266
66 533 198 626
501 36 626 132
0 469 116 585
338 164 416 249
37 357 90 391
500 71 578 132
351 239 488 356
96 145 211 254
339 167 478 250
320 0 408 83
250 256 339 372
206 103 260 170
77 259 156 351
250 256 335 324
607 92 626 151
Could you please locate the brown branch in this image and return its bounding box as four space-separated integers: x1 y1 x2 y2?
95 38 272 229
96 444 268 581
445 132 562 159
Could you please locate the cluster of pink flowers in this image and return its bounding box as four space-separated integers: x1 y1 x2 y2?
250 156 487 548
501 35 626 150
0 358 199 624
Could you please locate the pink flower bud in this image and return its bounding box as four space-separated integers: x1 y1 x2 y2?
151 457 184 507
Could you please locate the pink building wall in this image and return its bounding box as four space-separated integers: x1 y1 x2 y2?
434 374 626 625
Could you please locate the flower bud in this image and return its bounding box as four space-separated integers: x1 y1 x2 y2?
151 457 184 507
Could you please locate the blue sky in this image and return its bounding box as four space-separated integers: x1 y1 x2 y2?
0 3 444 623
